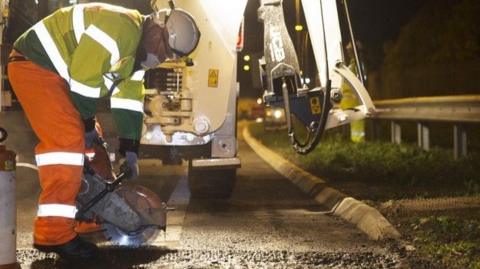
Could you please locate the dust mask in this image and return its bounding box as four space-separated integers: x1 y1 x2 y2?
141 53 161 69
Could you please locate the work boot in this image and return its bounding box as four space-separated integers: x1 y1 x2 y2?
33 236 99 260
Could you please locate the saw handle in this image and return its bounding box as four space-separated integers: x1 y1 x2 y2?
77 139 132 217
119 159 134 179
94 135 108 149
77 169 129 217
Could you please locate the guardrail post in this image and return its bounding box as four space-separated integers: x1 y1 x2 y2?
367 120 380 141
417 122 430 151
390 121 401 144
453 124 467 160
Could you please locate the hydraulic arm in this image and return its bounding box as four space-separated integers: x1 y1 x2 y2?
258 0 375 154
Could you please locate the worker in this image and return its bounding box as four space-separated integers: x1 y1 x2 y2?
340 41 366 143
7 3 200 260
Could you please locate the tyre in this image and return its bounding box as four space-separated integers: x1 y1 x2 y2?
188 162 237 199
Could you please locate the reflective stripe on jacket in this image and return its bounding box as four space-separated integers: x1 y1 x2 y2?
14 3 146 140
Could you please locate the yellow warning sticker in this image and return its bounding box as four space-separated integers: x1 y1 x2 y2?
310 97 322 115
208 69 219 88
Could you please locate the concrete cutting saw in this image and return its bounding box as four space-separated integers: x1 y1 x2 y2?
75 139 167 246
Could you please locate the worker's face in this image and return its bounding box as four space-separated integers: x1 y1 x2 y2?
141 22 175 69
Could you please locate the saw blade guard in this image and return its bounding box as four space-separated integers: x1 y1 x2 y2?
102 184 167 246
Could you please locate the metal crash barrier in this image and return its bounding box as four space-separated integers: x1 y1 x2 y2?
0 127 19 269
373 95 480 159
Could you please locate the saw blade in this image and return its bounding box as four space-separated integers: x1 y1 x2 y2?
102 184 166 246
103 223 160 246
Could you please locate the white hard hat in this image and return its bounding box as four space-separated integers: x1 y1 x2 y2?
152 8 201 57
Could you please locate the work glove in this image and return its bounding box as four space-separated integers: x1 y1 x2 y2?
84 118 104 149
120 151 139 180
84 129 99 149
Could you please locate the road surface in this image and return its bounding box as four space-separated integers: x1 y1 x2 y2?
1 112 401 268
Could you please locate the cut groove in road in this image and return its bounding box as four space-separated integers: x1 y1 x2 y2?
151 173 190 248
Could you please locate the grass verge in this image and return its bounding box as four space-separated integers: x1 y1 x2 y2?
390 211 480 269
249 122 480 200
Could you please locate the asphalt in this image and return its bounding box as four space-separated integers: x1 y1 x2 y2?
1 111 402 268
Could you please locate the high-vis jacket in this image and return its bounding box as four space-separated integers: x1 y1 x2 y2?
14 3 146 140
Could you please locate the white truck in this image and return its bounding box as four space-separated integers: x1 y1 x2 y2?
144 0 374 197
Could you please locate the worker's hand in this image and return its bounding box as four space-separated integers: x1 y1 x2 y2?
120 151 139 180
84 129 99 149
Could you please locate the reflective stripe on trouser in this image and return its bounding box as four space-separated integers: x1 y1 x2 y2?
8 50 85 246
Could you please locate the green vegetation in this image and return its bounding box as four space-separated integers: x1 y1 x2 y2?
407 215 480 269
249 123 480 197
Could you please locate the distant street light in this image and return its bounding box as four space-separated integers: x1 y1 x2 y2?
243 65 250 71
256 98 263 105
243 55 251 62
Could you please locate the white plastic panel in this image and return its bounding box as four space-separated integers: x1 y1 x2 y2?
174 0 248 132
198 0 248 53
302 0 344 90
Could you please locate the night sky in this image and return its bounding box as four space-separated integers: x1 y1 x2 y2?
239 0 424 97
347 0 423 67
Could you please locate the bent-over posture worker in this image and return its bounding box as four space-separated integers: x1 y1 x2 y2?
8 2 200 260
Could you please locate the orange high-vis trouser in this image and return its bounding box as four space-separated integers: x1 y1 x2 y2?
8 50 85 246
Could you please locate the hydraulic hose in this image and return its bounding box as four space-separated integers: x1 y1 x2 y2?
280 0 332 155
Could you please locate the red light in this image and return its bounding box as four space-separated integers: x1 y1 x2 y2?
236 19 244 52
